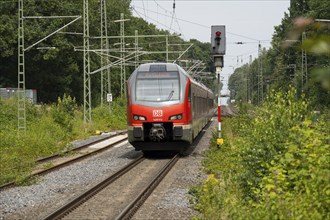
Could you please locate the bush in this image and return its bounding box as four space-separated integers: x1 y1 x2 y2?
191 88 330 219
239 88 309 199
51 94 77 133
92 97 127 131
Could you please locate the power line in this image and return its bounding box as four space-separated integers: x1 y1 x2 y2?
173 7 186 39
132 5 261 41
141 0 147 20
169 0 175 30
153 0 170 13
133 7 181 34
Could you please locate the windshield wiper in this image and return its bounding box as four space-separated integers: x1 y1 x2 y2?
167 90 174 100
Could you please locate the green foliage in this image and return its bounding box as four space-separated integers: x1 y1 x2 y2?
0 0 213 104
252 119 330 219
239 88 309 198
91 97 127 131
191 89 329 219
52 94 77 133
229 0 330 109
0 97 127 185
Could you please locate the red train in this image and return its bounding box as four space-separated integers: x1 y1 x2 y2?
127 63 214 152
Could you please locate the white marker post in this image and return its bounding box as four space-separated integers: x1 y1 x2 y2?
216 67 222 137
215 65 223 146
211 25 226 146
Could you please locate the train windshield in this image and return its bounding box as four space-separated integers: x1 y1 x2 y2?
136 71 180 102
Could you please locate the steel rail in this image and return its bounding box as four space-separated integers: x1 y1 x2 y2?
32 137 128 176
42 155 145 220
0 132 128 191
115 153 180 220
36 130 127 163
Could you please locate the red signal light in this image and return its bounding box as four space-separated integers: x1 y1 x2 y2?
216 31 221 36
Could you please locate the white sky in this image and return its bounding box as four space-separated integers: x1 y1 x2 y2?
130 0 290 96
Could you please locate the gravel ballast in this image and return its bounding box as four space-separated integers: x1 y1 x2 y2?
0 120 216 219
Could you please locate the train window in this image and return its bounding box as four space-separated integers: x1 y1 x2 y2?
188 84 191 102
136 71 180 102
149 65 166 72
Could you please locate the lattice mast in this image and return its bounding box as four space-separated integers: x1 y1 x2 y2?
301 32 308 93
18 0 26 136
257 42 263 105
100 0 111 108
120 13 126 97
83 0 92 122
135 30 139 69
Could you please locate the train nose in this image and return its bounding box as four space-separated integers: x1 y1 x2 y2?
149 124 166 142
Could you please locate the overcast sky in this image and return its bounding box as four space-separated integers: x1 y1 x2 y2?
130 0 290 95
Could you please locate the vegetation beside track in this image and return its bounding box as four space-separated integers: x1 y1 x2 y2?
191 88 329 219
0 95 126 185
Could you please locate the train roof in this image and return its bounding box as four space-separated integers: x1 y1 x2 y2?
136 62 179 72
133 62 213 94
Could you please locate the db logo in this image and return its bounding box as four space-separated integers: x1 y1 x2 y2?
153 110 163 117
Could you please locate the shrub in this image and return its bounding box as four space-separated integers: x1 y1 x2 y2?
51 94 77 133
92 97 127 131
191 88 329 219
238 88 309 199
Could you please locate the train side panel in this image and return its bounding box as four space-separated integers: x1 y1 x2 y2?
190 79 215 139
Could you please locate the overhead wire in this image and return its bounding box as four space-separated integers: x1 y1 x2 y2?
169 0 175 30
139 0 186 39
132 7 162 33
173 8 186 39
133 7 180 34
153 0 170 13
132 4 261 42
141 0 148 20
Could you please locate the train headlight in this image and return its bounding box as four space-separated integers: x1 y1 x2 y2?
133 115 146 121
169 114 182 120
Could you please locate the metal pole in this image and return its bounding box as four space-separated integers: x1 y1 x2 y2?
24 16 81 51
135 30 138 69
92 34 177 39
100 0 110 109
18 0 26 136
302 32 307 93
216 67 222 139
257 42 263 105
173 44 193 64
249 55 252 103
119 13 127 98
100 0 104 106
166 35 168 62
83 0 92 122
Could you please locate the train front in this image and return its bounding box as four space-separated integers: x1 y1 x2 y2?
127 63 192 152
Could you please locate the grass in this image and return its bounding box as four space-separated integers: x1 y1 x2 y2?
0 96 127 185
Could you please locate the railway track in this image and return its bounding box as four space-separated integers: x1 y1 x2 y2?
0 131 128 191
221 105 238 117
36 130 127 164
42 153 180 220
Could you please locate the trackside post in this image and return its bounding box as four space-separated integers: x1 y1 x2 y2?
211 25 226 146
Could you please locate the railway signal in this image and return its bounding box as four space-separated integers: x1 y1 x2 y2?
211 25 226 56
211 25 226 146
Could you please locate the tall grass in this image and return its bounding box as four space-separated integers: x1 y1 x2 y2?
0 96 127 185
